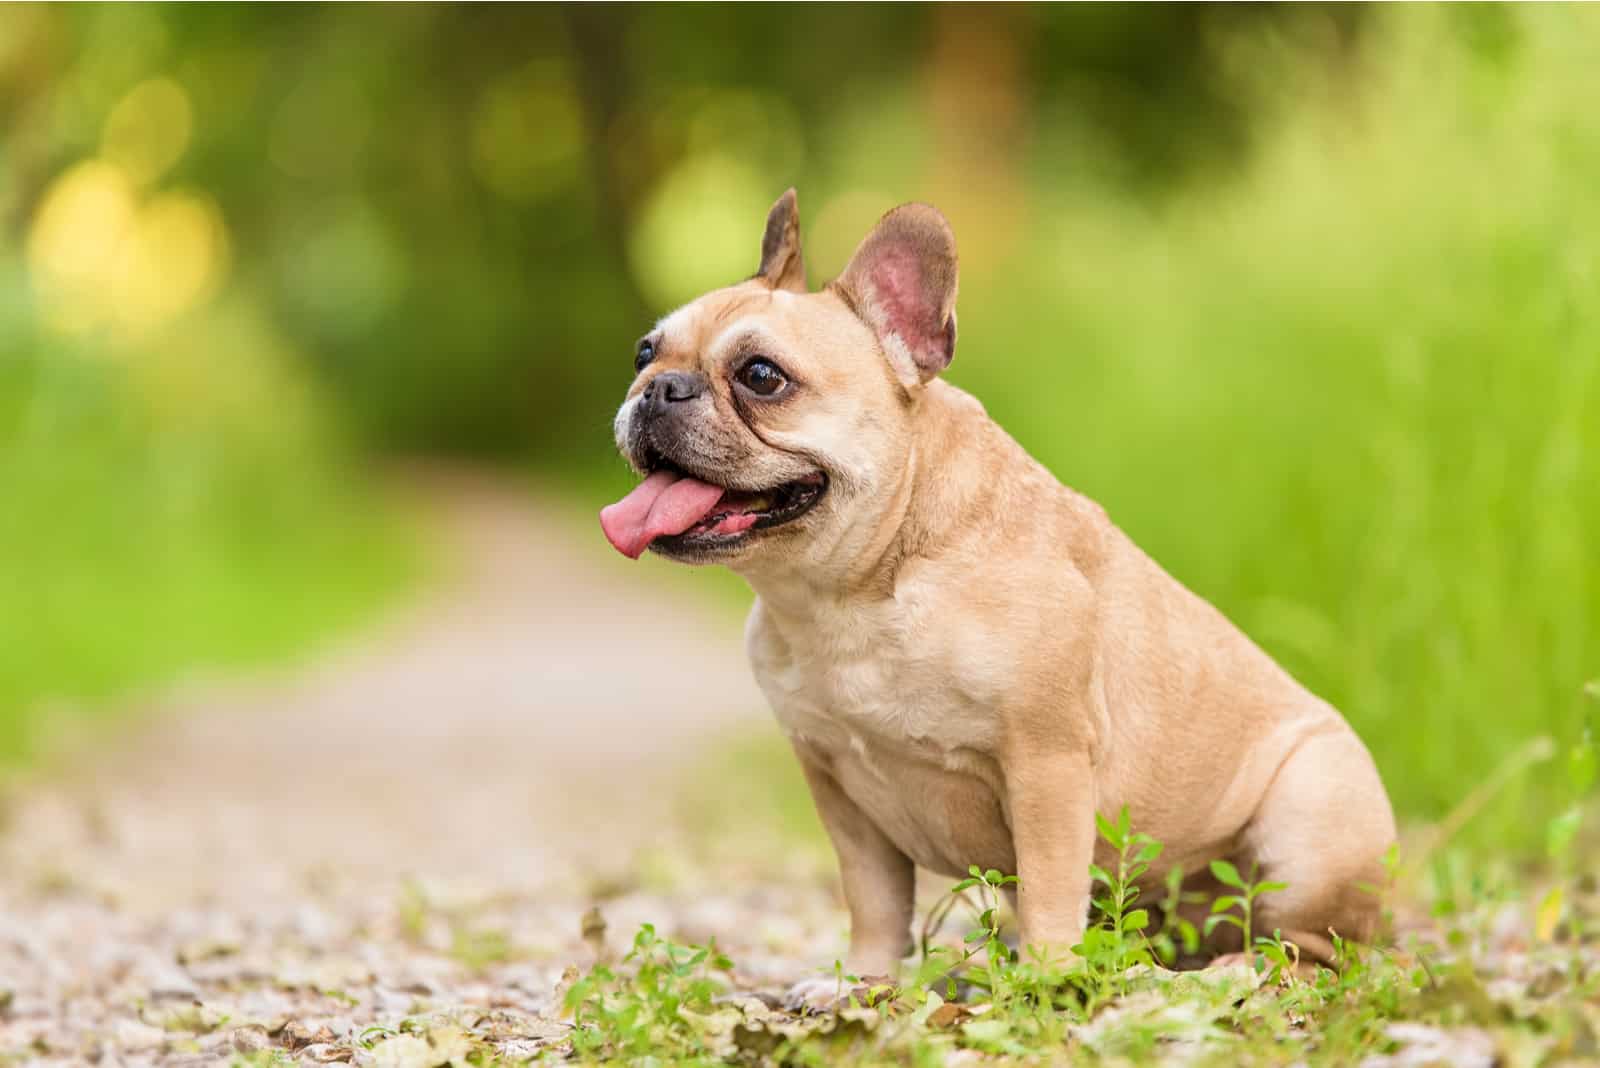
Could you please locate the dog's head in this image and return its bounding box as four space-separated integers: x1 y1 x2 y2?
601 189 959 577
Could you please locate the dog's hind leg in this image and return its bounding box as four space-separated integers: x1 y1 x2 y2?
1226 726 1396 967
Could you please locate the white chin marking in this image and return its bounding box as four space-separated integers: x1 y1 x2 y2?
613 396 638 452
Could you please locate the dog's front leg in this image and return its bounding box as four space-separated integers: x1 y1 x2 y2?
1006 748 1096 970
789 746 914 1000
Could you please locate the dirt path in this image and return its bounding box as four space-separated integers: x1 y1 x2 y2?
0 473 842 1065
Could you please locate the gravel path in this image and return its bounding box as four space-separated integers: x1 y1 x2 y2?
0 473 843 1065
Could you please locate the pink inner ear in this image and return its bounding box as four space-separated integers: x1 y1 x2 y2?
871 247 933 353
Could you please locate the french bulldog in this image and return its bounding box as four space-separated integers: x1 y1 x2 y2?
600 189 1396 992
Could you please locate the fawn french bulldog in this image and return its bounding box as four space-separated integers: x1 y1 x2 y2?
600 189 1395 994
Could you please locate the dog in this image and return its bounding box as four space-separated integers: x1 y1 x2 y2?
601 189 1395 994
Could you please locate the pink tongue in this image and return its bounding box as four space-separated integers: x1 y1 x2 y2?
599 470 727 559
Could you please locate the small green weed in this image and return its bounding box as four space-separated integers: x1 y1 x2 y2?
564 798 1600 1065
1078 807 1163 1004
1203 858 1290 967
1150 862 1204 968
563 922 735 1064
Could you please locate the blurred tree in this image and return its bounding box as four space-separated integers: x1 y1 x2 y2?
2 3 1367 462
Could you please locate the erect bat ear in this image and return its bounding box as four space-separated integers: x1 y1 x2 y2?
755 188 807 294
834 202 958 386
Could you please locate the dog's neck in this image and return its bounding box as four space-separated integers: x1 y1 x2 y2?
736 381 1001 622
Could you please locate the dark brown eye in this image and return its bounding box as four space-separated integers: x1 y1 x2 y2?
737 358 787 397
634 338 656 373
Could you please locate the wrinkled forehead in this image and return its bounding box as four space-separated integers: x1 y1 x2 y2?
648 281 866 370
648 283 785 365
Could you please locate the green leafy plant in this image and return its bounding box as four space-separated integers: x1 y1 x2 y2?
1075 807 1163 1003
906 866 1081 1053
1203 858 1288 964
1252 929 1302 985
1149 862 1203 967
908 865 1019 1003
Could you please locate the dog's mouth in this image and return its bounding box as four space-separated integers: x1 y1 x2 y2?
599 449 828 560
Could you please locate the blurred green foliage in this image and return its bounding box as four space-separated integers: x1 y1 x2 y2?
1 5 1594 851
0 292 414 764
0 8 419 764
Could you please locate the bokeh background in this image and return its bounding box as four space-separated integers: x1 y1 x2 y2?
2 4 1595 853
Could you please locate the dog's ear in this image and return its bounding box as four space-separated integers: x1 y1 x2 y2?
834 203 958 386
756 188 807 293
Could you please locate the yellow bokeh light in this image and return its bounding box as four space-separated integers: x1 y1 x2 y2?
26 159 228 338
101 77 193 186
112 191 229 332
27 163 138 302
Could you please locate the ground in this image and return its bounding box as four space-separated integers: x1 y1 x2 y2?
0 474 836 1065
0 476 1594 1066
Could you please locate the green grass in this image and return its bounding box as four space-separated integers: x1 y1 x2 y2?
566 716 1597 1066
563 825 1599 1068
0 287 418 768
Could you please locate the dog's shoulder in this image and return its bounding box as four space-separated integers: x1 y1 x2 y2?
904 380 1115 595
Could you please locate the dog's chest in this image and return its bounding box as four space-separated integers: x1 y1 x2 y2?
745 595 1013 876
746 595 995 751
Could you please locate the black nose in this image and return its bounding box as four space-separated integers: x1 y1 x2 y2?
643 371 706 409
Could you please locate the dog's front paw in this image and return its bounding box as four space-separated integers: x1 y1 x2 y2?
782 972 897 1013
783 975 848 1012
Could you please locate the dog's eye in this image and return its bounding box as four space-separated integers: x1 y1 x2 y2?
635 339 656 373
737 358 787 397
